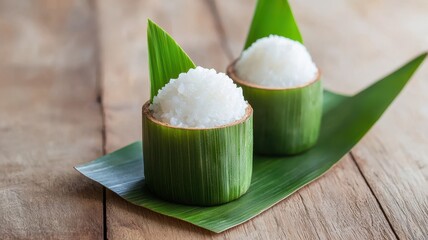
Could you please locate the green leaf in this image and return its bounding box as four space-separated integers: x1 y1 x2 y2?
147 19 196 102
75 53 426 233
244 0 303 49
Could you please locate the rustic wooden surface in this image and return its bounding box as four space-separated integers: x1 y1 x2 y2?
1 0 427 239
0 0 103 239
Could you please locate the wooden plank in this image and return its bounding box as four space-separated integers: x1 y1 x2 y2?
97 0 397 239
216 0 428 238
290 0 428 238
0 0 103 239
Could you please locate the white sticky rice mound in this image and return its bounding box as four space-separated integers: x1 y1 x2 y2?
235 35 318 88
151 66 248 128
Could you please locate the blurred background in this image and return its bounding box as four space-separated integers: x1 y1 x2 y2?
1 0 427 239
2 0 426 146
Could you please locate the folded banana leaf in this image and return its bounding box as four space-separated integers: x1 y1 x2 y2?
75 52 426 233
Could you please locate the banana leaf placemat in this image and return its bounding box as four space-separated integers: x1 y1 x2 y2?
75 53 426 233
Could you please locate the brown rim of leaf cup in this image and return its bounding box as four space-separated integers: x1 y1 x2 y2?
142 101 253 131
227 59 321 91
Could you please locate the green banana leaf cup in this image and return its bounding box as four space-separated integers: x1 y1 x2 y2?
142 101 254 206
227 61 323 155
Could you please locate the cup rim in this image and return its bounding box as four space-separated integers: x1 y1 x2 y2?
142 101 253 131
227 59 321 91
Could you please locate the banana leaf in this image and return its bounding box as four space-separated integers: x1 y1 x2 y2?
147 19 195 102
244 0 302 49
75 52 427 233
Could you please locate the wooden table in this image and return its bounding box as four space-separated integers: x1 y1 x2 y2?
1 0 427 239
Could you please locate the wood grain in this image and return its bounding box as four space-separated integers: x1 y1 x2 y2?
0 0 103 239
97 0 399 238
292 0 428 238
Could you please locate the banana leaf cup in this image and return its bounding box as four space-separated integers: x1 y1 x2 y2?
142 101 254 206
227 61 322 155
